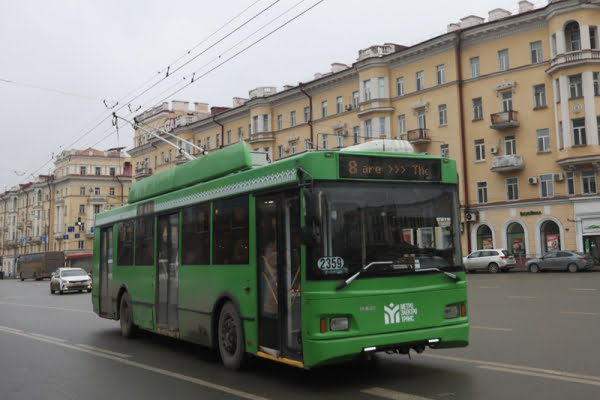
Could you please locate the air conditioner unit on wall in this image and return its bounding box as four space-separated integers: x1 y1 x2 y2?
528 177 538 185
465 212 478 222
345 104 352 111
554 173 564 182
490 146 499 154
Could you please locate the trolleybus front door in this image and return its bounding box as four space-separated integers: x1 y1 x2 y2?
99 227 113 317
156 213 179 333
256 192 302 361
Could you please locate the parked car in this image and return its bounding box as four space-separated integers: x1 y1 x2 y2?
526 251 592 273
50 267 92 294
462 249 516 273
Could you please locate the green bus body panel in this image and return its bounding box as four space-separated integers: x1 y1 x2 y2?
128 141 253 204
92 144 466 368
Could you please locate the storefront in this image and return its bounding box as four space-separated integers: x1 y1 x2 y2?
581 218 600 265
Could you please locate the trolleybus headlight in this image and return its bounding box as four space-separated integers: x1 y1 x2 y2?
444 304 460 319
329 317 349 331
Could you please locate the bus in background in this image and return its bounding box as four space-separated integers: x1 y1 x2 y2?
92 140 468 370
17 251 64 281
65 252 93 274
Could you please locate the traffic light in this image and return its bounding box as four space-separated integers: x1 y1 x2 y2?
76 217 82 226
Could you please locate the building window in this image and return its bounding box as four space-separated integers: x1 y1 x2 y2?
216 134 221 148
95 167 101 176
262 115 269 132
567 22 581 51
591 26 598 49
80 166 86 175
79 205 85 214
110 167 116 176
290 110 296 127
416 71 424 91
305 139 311 150
206 137 211 150
417 110 427 130
436 65 445 85
321 134 328 149
365 119 373 138
277 115 282 131
582 170 597 194
337 133 344 148
94 205 101 214
472 98 483 120
79 187 86 196
537 129 550 152
475 139 485 161
470 57 480 78
379 117 386 137
226 130 232 144
504 134 516 155
321 101 328 118
534 84 546 108
569 74 583 98
438 104 447 126
238 127 243 142
378 77 386 98
336 96 343 114
363 79 372 101
566 171 575 196
540 174 554 198
573 118 586 145
352 91 359 108
398 114 406 135
440 144 449 158
501 91 513 112
396 77 404 96
506 178 519 201
593 72 599 96
291 141 297 154
278 145 285 159
530 41 543 64
78 241 85 250
109 187 115 196
353 126 360 144
477 182 488 204
498 49 510 71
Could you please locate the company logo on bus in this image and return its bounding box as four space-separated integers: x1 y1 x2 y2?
384 302 418 325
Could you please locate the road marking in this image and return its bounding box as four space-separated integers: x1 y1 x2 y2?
560 311 599 316
568 288 597 292
478 286 499 289
76 344 132 358
0 301 92 314
29 333 67 343
0 326 268 400
478 365 600 387
471 325 513 332
361 387 433 400
421 354 600 385
506 296 536 299
0 325 23 333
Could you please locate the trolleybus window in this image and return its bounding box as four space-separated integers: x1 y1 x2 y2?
135 215 155 265
213 195 249 265
305 182 461 280
117 220 134 266
181 203 210 265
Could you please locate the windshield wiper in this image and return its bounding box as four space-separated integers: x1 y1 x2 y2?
414 267 461 282
336 261 393 291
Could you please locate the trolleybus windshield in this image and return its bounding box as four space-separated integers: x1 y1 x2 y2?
305 181 462 281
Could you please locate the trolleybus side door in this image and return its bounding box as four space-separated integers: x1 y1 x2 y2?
156 213 180 333
99 227 113 317
256 191 302 361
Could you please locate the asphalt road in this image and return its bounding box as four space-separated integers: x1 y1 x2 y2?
1 272 599 400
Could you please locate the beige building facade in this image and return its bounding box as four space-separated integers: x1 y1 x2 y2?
128 0 600 264
0 148 132 277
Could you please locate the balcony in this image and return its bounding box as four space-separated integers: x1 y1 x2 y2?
490 111 519 129
547 49 600 74
490 155 525 172
406 128 430 144
248 131 275 144
135 166 153 180
88 194 107 204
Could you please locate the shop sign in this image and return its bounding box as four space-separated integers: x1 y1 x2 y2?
583 218 600 234
520 211 541 216
482 238 493 249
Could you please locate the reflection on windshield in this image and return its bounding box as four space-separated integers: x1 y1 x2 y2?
61 269 87 277
306 182 461 281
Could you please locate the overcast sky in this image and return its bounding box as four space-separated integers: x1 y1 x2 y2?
0 0 547 190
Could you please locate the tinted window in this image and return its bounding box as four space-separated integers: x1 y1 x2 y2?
213 195 249 265
501 250 510 256
117 220 134 265
135 215 155 265
182 203 210 265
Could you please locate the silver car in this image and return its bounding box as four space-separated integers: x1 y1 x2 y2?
462 249 516 273
50 267 92 294
526 251 593 273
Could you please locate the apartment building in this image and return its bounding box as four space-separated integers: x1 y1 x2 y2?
128 0 600 262
0 148 132 276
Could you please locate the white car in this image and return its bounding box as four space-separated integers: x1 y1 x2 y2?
50 268 92 294
462 249 516 273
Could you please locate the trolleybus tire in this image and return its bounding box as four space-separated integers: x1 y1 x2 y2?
119 293 138 338
567 263 578 273
218 301 245 370
488 263 499 273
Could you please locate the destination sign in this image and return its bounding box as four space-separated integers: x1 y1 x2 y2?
339 155 441 181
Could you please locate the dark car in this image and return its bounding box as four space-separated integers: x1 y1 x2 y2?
526 251 592 273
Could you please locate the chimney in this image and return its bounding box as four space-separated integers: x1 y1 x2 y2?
460 15 484 28
488 8 511 22
519 0 534 13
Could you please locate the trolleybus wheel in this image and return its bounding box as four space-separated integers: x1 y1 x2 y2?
218 301 245 370
119 293 138 338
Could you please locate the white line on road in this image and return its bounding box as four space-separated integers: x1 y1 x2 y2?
506 296 537 299
361 387 433 400
421 354 600 385
478 365 600 387
478 286 500 289
471 325 513 332
0 325 23 333
567 288 597 292
29 333 67 343
0 301 93 314
0 326 268 400
560 311 599 316
76 344 132 358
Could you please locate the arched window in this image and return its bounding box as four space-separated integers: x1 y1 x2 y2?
565 21 581 52
506 222 526 257
541 220 561 253
477 225 493 249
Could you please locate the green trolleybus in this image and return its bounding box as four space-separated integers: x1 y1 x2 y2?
92 140 469 370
